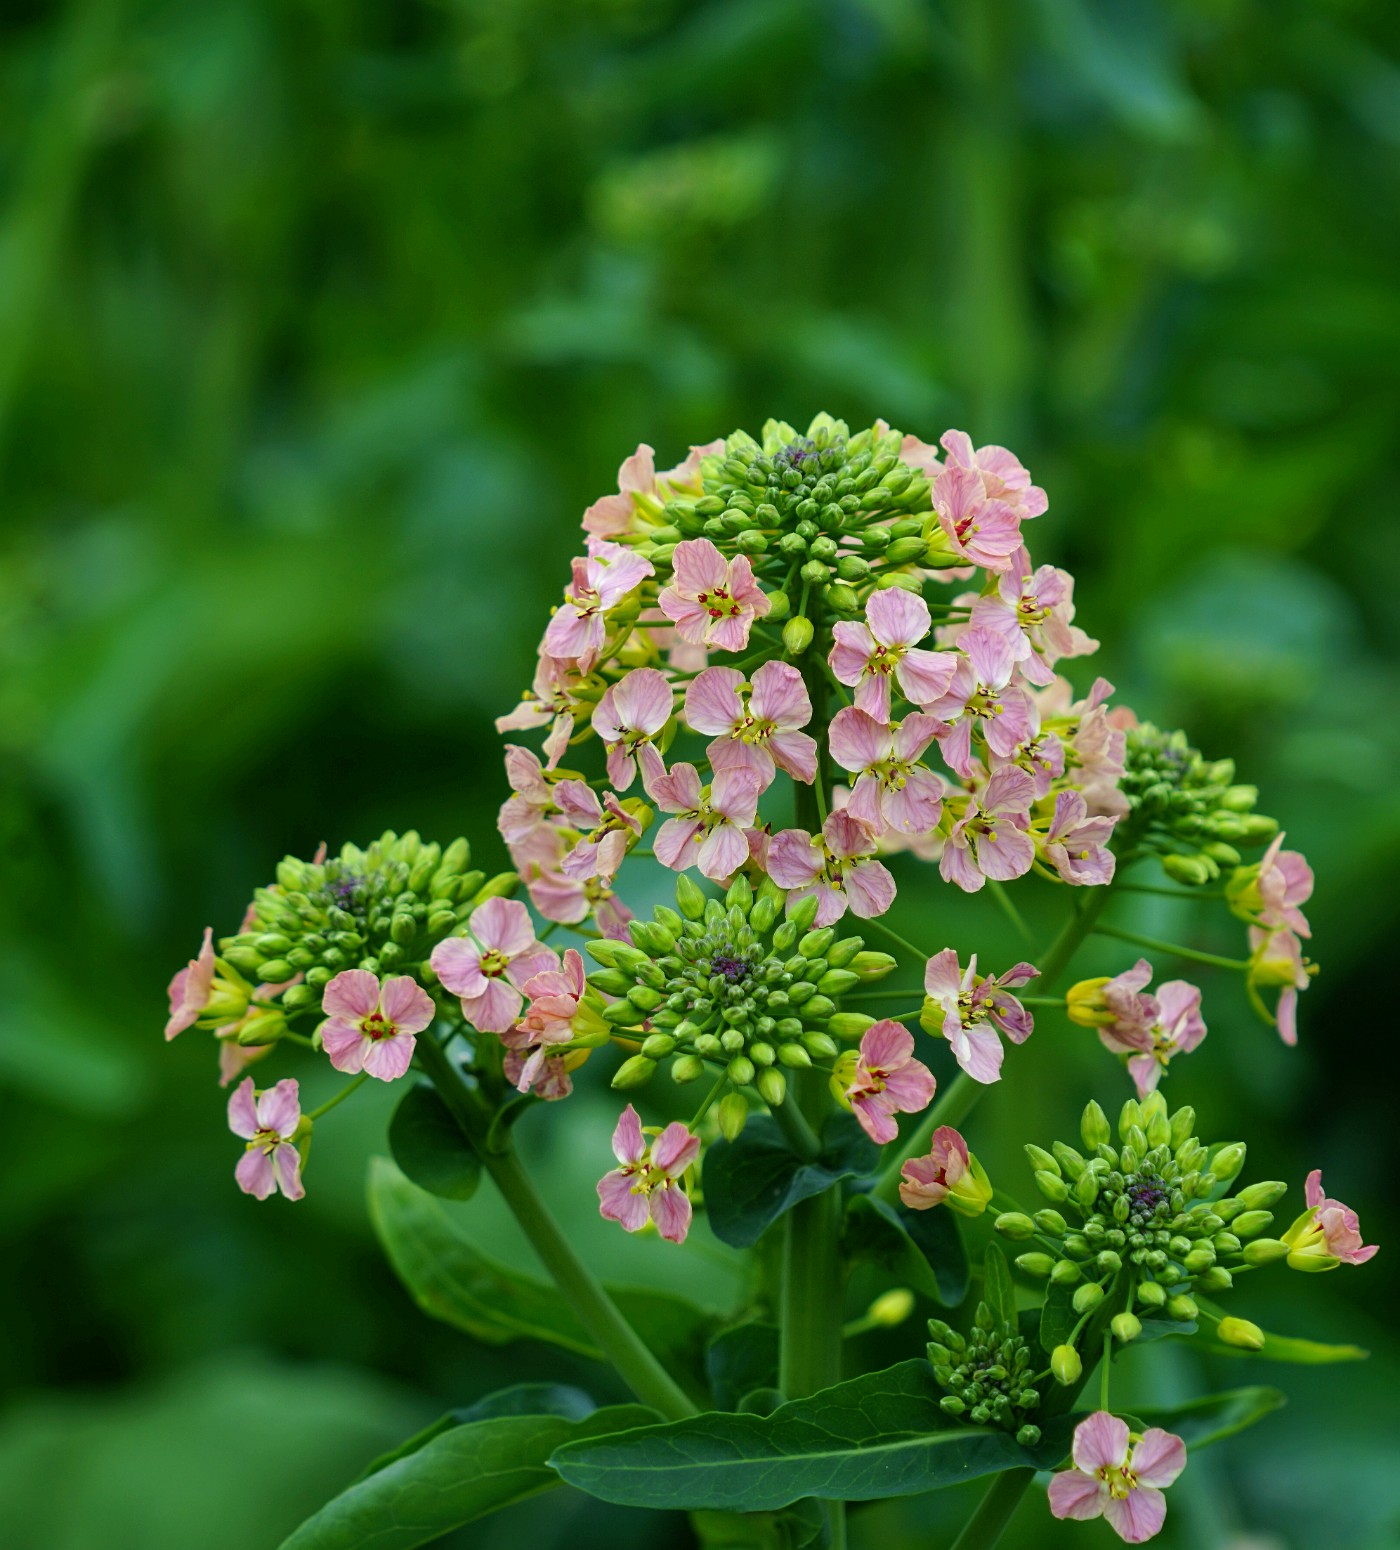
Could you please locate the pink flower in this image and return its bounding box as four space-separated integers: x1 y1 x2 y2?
319 970 436 1081
501 948 591 1096
1048 1412 1186 1544
768 811 897 926
968 547 1096 686
554 779 645 882
924 626 1033 780
430 898 557 1034
582 440 720 537
597 1104 701 1243
1280 1171 1378 1269
592 667 673 792
1035 676 1129 819
1247 925 1313 1046
1041 790 1118 886
647 761 763 882
686 661 817 787
542 537 655 668
940 430 1047 519
931 463 1023 571
1095 961 1206 1097
939 767 1037 892
828 707 945 836
166 927 216 1040
227 1077 305 1201
898 1126 993 1216
497 654 588 769
1250 834 1315 938
658 538 771 652
508 820 631 935
498 745 556 849
828 589 959 722
844 1020 936 1145
923 948 1039 1084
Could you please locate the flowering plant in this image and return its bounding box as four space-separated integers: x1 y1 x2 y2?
168 416 1373 1550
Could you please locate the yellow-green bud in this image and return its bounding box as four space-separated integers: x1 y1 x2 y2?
1111 1312 1142 1343
782 616 815 655
994 1212 1036 1241
1241 1237 1290 1266
1072 1282 1104 1315
827 1012 876 1040
1080 1101 1111 1150
1216 1317 1265 1351
670 1054 705 1083
1166 1294 1198 1321
867 1288 915 1327
1231 1209 1274 1238
1015 1254 1055 1279
611 1055 657 1089
765 590 791 621
756 1067 787 1106
1137 1281 1167 1308
1209 1143 1247 1184
717 1093 749 1141
1065 977 1114 1028
1034 1170 1070 1203
848 951 898 982
1050 1345 1082 1385
1237 1180 1288 1211
727 1055 756 1087
1050 1259 1081 1285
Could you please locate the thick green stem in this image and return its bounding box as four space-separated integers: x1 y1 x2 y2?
415 1033 697 1421
948 1468 1034 1550
1092 922 1248 972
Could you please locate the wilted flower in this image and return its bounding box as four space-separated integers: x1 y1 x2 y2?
1281 1169 1378 1270
1247 925 1314 1046
496 654 589 769
899 1125 992 1216
1090 961 1206 1097
1228 833 1314 938
597 1104 700 1243
542 537 654 667
227 1077 305 1202
1048 1412 1186 1543
939 429 1047 520
921 948 1038 1083
1040 790 1117 886
768 810 897 926
554 780 646 883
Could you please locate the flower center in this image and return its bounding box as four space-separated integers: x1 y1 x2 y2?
360 1011 398 1042
710 954 752 984
1097 1463 1137 1500
697 586 740 620
480 948 511 979
867 642 905 677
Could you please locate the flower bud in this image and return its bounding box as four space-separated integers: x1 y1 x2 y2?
847 950 898 982
1111 1312 1142 1344
884 535 928 565
1050 1259 1081 1286
1080 1101 1111 1151
1162 853 1216 886
1065 977 1114 1027
1197 1266 1234 1291
1237 1180 1288 1211
1209 1143 1247 1184
1050 1345 1082 1385
827 1012 876 1040
777 1042 811 1068
611 1055 657 1089
1217 1317 1266 1350
727 1055 756 1086
674 874 706 921
787 893 821 933
1015 1254 1055 1279
1034 1170 1070 1203
782 616 815 655
1231 1209 1273 1238
1241 1237 1290 1266
670 1054 705 1083
1024 1144 1060 1176
1072 1283 1104 1314
640 1033 676 1059
868 1288 915 1327
1074 1171 1100 1211
1136 1281 1167 1308
717 1093 749 1141
756 1067 787 1106
1167 1294 1198 1321
816 968 861 997
994 1212 1037 1241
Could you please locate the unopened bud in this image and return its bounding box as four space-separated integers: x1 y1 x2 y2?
782 616 815 655
828 1012 876 1040
1050 1345 1082 1385
1231 1209 1274 1238
675 873 707 921
1111 1312 1142 1344
1237 1180 1288 1211
611 1055 657 1089
1065 977 1114 1027
1209 1143 1247 1185
1217 1317 1266 1350
1081 1101 1111 1150
717 1093 749 1141
994 1212 1036 1241
868 1288 915 1327
1072 1283 1104 1314
1015 1254 1055 1279
670 1054 705 1083
756 1067 787 1106
848 951 898 982
1241 1237 1290 1266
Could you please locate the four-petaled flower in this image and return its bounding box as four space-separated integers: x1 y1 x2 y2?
924 626 1033 780
647 761 763 881
842 1020 937 1145
593 667 673 792
554 779 645 883
501 948 597 1098
898 1125 992 1216
828 706 945 836
940 767 1037 892
940 430 1047 520
597 1104 700 1243
1048 1412 1186 1544
685 661 817 788
1230 833 1314 939
1040 789 1118 886
542 537 654 668
828 589 959 723
319 970 436 1081
227 1077 305 1201
922 948 1039 1084
658 538 771 652
430 898 558 1034
768 810 897 926
968 546 1095 686
1281 1169 1378 1270
931 463 1023 572
1092 960 1207 1098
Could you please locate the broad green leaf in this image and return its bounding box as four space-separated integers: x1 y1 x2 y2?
279 1400 656 1550
982 1243 1017 1335
1195 1299 1367 1363
706 1323 779 1411
1039 1280 1076 1355
1124 1386 1286 1450
1131 1317 1198 1344
388 1082 482 1201
368 1159 714 1393
551 1359 1062 1511
704 1116 876 1249
843 1195 969 1306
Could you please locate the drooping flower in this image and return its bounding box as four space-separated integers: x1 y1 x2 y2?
501 948 602 1097
898 1126 993 1216
542 537 654 668
592 667 673 792
582 440 721 537
922 948 1039 1084
924 626 1033 780
768 810 897 926
647 761 763 881
968 547 1096 686
939 766 1037 892
430 898 558 1034
1090 961 1207 1097
1247 924 1314 1046
319 970 436 1081
940 430 1047 520
1047 1412 1186 1544
597 1104 701 1243
657 538 771 652
554 779 646 882
1228 833 1314 939
1280 1170 1378 1270
841 1020 936 1145
828 707 945 836
685 661 817 787
165 927 217 1040
227 1077 305 1202
1040 789 1118 886
828 589 959 722
497 744 557 850
497 654 590 769
508 820 631 937
931 463 1023 571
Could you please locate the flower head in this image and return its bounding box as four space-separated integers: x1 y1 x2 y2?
647 761 763 881
899 1125 992 1216
227 1077 305 1201
686 661 817 787
828 589 959 723
1040 789 1117 886
1091 961 1206 1097
430 898 557 1034
1281 1170 1378 1270
939 766 1037 893
658 538 770 652
768 810 897 926
931 463 1023 572
828 707 945 837
840 1020 936 1145
922 948 1039 1084
593 668 672 792
597 1104 701 1243
1047 1412 1186 1544
319 969 436 1081
941 430 1047 519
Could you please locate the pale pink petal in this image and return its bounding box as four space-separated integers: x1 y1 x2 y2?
431 938 487 997
650 1186 693 1244
598 1169 649 1232
463 977 523 1034
272 1142 305 1201
895 649 959 709
612 1103 647 1166
829 622 875 687
256 1078 301 1138
768 829 821 888
685 668 745 735
884 769 943 834
613 667 674 735
652 1122 701 1176
883 1061 936 1114
322 969 382 1023
768 730 818 784
829 706 890 772
321 1020 369 1074
470 897 535 956
950 1023 1004 1084
1048 1471 1107 1523
1103 1488 1167 1544
845 859 896 918
924 949 963 1001
867 587 931 649
860 1019 915 1071
750 661 811 728
655 816 703 870
1072 1412 1131 1474
672 537 729 594
697 821 750 881
978 825 1036 882
1130 1430 1187 1490
850 1090 899 1145
362 1033 417 1082
710 765 763 825
381 976 436 1035
235 1148 277 1200
227 1077 261 1140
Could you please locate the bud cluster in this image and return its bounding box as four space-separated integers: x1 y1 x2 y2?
927 1307 1043 1447
1117 724 1278 885
999 1093 1288 1326
585 873 895 1106
222 831 501 1015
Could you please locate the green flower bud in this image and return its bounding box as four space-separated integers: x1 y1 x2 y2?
1111 1312 1142 1344
783 616 815 655
1072 1282 1105 1314
675 873 707 921
777 1043 812 1068
828 1012 876 1039
1014 1254 1055 1279
756 1067 787 1106
257 958 294 983
1136 1281 1167 1309
727 1055 756 1086
847 950 898 982
816 968 860 997
884 535 928 565
468 871 518 905
670 1054 705 1083
802 1031 839 1059
1024 1145 1060 1176
603 1001 644 1028
994 1212 1037 1241
1217 1317 1265 1351
1081 1101 1111 1151
1209 1143 1247 1185
1241 1237 1290 1266
1167 1294 1199 1321
1016 1424 1041 1448
749 1041 776 1067
627 986 665 1014
939 1396 966 1417
1237 1180 1288 1211
1231 1209 1274 1238
1074 1171 1100 1211
717 1093 749 1141
1197 1266 1234 1291
1050 1345 1082 1385
1034 1171 1070 1203
1162 853 1216 886
787 893 821 933
1033 1209 1068 1235
1050 1259 1081 1286
611 1055 657 1089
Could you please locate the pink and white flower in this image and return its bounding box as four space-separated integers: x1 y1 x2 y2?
843 1020 936 1145
1256 835 1314 937
828 589 959 722
768 811 897 926
647 761 763 882
1247 925 1313 1046
1036 676 1130 818
501 948 592 1097
542 537 654 668
597 1104 701 1244
1040 790 1118 886
924 626 1033 779
685 661 817 787
593 667 673 792
939 767 1037 893
940 429 1047 520
1048 1412 1186 1543
1281 1170 1378 1270
1094 961 1206 1097
497 654 589 769
227 1077 305 1201
430 898 557 1034
658 538 771 652
319 970 436 1081
968 547 1096 686
582 440 720 537
828 707 945 836
166 927 217 1040
922 948 1039 1084
898 1126 993 1216
554 779 645 882
931 464 1024 572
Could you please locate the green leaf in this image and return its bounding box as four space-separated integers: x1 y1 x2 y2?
279 1400 656 1550
706 1323 780 1412
1132 1317 1198 1344
1039 1279 1076 1355
1195 1299 1368 1363
704 1116 877 1249
551 1359 1062 1511
982 1243 1017 1336
1126 1386 1287 1450
843 1195 969 1306
388 1082 482 1201
368 1159 714 1392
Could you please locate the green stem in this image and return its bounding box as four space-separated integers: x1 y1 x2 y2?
414 1034 697 1421
859 914 930 964
1118 883 1225 901
1092 923 1248 972
305 1071 368 1121
987 879 1037 949
948 1469 1034 1550
770 1092 821 1160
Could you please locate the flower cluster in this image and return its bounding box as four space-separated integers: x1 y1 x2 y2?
926 1302 1044 1445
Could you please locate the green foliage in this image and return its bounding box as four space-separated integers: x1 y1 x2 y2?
387 1084 483 1203
844 1194 970 1307
1124 1387 1287 1451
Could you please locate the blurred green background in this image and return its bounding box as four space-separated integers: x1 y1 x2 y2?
2 0 1397 1546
